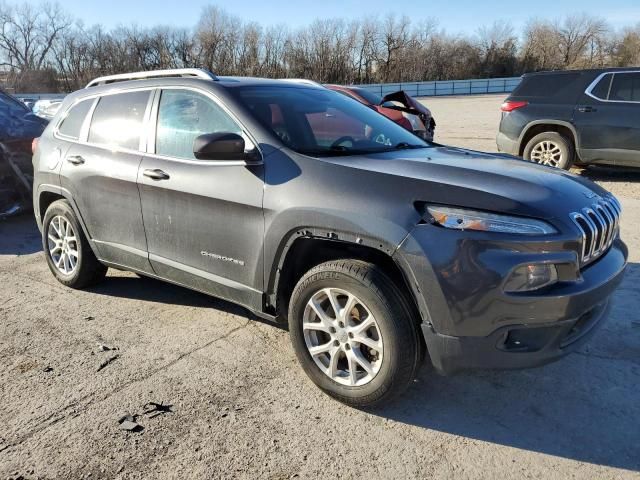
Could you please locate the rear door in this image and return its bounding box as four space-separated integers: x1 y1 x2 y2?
138 87 265 310
59 89 154 273
574 71 640 166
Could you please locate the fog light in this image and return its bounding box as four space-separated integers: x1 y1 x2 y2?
504 263 558 292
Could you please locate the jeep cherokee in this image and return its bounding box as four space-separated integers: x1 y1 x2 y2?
33 69 627 406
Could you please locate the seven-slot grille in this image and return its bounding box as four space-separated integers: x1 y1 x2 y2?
570 194 621 265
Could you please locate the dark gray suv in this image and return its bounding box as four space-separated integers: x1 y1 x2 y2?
497 68 640 170
33 69 627 406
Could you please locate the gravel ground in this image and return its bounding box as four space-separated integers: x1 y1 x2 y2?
1 95 639 479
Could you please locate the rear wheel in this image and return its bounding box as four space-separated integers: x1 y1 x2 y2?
523 132 574 170
288 259 422 407
42 199 107 288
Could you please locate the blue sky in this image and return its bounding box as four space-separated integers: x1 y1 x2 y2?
44 0 640 33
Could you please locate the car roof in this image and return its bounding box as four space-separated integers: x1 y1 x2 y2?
217 76 323 88
66 75 326 103
523 67 639 78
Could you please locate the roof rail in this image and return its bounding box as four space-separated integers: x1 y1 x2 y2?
85 68 217 88
278 78 323 87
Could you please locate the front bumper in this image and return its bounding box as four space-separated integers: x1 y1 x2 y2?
394 225 627 375
422 299 611 374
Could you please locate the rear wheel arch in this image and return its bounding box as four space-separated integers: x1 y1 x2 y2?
41 198 107 288
519 121 578 159
37 186 98 258
38 190 65 223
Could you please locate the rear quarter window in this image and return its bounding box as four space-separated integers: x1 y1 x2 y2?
512 73 582 98
57 99 93 139
589 73 613 100
88 90 150 150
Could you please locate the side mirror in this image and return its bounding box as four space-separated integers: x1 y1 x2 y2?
193 132 246 161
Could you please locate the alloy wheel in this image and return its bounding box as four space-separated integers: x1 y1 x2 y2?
47 215 79 275
530 140 563 167
302 288 384 386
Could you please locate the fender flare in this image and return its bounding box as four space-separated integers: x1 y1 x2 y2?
35 184 100 258
265 225 403 309
517 120 579 155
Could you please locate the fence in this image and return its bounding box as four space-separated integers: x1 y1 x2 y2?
356 76 522 98
13 93 66 101
12 76 523 104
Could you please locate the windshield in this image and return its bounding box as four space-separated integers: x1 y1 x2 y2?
231 86 430 157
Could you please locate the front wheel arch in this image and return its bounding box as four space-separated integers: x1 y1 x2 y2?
271 235 422 329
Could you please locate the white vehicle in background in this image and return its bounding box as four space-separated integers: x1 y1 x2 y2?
18 97 38 110
33 99 63 120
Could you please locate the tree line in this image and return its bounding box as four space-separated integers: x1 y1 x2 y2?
0 2 639 93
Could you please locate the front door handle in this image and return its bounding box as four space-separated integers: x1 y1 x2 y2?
577 106 597 113
143 169 170 180
66 155 85 165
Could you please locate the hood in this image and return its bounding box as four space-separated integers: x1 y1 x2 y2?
380 90 432 124
328 146 609 220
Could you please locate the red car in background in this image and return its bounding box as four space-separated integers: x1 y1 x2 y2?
325 85 436 141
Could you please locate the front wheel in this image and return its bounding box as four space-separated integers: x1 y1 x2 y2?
288 260 423 407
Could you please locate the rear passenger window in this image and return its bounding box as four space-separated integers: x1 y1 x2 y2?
155 89 242 160
589 74 612 100
88 90 150 150
609 73 640 102
58 99 93 139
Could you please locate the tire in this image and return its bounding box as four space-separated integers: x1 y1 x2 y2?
523 132 574 170
288 259 423 407
42 199 107 288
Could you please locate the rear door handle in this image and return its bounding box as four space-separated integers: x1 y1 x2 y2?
66 155 85 165
143 169 170 180
577 106 597 113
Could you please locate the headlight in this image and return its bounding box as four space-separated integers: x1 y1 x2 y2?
426 205 557 235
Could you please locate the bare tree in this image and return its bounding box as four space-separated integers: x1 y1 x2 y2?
476 21 519 77
610 24 640 67
0 1 70 71
556 14 609 67
0 2 638 93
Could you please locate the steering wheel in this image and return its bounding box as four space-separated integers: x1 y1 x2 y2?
331 136 355 149
273 126 291 144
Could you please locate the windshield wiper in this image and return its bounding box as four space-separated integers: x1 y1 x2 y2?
392 142 428 150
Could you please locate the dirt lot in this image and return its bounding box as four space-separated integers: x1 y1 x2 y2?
1 95 639 479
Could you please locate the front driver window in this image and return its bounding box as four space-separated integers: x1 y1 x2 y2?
156 89 243 160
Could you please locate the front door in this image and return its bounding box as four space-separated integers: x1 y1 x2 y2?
138 88 265 310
